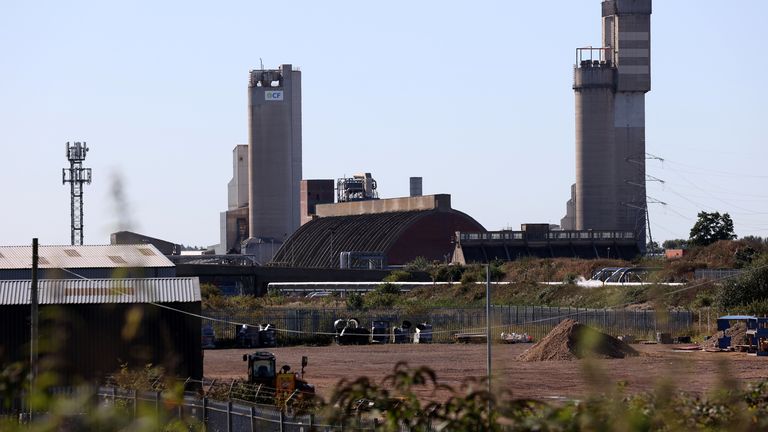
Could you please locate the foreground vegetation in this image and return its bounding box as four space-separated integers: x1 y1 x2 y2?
5 359 768 431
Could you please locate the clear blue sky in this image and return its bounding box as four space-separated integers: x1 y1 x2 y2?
2 1 767 248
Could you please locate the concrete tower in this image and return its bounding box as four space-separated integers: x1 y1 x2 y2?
243 64 302 261
562 0 651 250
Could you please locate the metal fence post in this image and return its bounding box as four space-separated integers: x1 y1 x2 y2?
227 401 232 432
203 397 208 427
280 409 285 432
250 405 255 432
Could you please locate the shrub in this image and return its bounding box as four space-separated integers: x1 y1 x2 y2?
430 264 464 282
404 256 430 272
384 270 412 282
345 292 364 311
200 283 221 299
716 254 768 309
364 282 401 308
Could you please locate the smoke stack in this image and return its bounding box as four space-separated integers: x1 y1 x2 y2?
409 177 423 197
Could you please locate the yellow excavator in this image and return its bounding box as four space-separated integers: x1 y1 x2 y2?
242 351 314 407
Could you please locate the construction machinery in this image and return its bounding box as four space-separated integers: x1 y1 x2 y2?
242 351 314 407
236 323 277 348
334 318 370 345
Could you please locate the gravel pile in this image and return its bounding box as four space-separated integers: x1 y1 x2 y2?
519 319 639 362
704 321 748 348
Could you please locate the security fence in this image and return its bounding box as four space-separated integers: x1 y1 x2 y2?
2 386 378 432
204 306 696 344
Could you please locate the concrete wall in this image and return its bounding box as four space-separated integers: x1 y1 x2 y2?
315 194 451 217
227 145 249 210
218 206 249 254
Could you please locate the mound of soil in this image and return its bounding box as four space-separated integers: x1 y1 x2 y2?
519 319 639 361
704 321 748 348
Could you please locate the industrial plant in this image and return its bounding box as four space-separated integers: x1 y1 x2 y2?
219 64 303 262
560 0 652 249
212 3 654 267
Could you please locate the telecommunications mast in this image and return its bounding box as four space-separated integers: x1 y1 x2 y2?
62 141 92 245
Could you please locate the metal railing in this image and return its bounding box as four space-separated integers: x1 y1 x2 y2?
457 230 635 242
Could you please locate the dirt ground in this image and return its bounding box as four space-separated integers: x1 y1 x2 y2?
204 344 768 402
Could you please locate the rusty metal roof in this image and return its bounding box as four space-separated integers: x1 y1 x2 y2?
0 244 174 270
272 211 430 268
0 277 200 305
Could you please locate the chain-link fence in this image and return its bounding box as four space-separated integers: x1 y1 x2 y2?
204 306 696 344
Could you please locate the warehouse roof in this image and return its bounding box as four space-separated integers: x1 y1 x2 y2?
0 277 200 305
273 210 429 268
0 244 174 270
272 205 485 268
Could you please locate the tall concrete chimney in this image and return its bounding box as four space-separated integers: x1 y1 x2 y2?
409 177 423 197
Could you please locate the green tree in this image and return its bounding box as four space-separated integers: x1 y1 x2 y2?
662 238 688 250
646 241 661 254
689 211 736 247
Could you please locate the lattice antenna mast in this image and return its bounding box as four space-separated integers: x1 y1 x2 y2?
62 142 92 245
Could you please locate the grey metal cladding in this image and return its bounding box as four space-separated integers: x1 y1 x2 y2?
0 277 201 305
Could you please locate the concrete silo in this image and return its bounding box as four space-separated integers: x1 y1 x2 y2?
562 0 651 250
243 64 302 261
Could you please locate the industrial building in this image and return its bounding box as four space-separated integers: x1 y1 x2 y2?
300 179 335 226
452 224 640 264
219 145 250 254
0 244 176 280
218 64 302 261
0 244 202 381
561 0 652 251
272 194 485 268
110 231 181 256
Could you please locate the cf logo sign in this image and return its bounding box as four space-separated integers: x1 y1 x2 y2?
265 91 284 101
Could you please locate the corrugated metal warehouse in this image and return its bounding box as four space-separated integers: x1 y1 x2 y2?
0 278 203 382
0 245 202 382
0 244 176 280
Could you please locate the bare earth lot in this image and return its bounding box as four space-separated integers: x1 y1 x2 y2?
205 344 768 402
